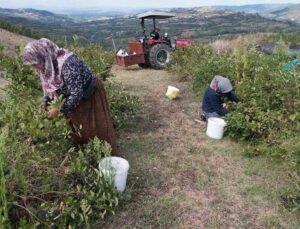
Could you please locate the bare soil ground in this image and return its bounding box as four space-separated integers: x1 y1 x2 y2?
0 29 32 98
98 65 299 229
0 29 33 56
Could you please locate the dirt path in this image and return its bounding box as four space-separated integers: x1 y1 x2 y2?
101 65 299 229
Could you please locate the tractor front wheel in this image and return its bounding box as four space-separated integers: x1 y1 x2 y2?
149 43 171 69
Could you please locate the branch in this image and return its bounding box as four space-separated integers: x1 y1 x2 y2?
16 194 47 203
60 155 69 167
35 191 81 197
13 203 47 225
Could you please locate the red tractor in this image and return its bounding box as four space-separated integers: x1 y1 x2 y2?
115 11 193 69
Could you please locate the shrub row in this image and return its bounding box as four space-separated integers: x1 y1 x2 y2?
0 45 139 227
170 42 299 144
169 39 300 211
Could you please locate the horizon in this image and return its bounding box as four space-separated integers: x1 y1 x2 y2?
1 1 300 12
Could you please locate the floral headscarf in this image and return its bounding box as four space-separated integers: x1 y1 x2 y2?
210 75 233 94
23 38 73 96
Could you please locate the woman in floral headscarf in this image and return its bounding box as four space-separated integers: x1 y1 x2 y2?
23 38 117 155
199 75 240 121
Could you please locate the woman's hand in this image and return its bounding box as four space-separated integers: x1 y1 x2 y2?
47 108 60 119
40 102 48 111
222 103 229 109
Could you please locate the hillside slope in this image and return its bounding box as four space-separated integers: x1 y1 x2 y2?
0 29 32 98
0 28 33 56
264 5 300 23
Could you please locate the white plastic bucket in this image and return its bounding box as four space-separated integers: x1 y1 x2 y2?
166 86 180 99
99 156 129 192
206 117 227 140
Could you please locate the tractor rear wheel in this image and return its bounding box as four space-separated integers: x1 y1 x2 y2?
149 43 171 69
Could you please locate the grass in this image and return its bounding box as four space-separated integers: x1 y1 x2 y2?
99 113 183 228
0 77 8 99
96 65 300 228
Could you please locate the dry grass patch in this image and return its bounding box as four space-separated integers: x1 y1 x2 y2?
210 34 267 54
0 77 8 98
98 66 300 228
0 28 33 56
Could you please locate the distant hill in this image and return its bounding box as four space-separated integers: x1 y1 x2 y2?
214 4 300 23
0 19 61 43
1 6 300 49
62 8 145 22
0 8 73 24
264 5 300 23
214 4 291 14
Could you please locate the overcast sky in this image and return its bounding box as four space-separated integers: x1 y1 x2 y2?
1 0 300 11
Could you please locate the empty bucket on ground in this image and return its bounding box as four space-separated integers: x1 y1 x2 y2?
206 117 227 140
99 156 129 192
166 85 180 99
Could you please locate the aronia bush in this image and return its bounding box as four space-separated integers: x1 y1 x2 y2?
0 44 139 227
170 38 300 211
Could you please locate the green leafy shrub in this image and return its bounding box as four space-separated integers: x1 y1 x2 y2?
69 35 114 80
0 44 138 227
105 81 140 129
170 37 300 212
0 78 118 227
170 40 299 144
69 37 140 128
226 47 300 143
266 34 300 44
169 44 236 84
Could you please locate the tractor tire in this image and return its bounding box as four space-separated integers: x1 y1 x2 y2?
149 43 171 69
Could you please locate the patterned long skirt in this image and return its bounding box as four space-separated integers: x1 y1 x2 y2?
68 78 117 155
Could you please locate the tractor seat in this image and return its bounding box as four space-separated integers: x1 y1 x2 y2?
150 31 160 40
